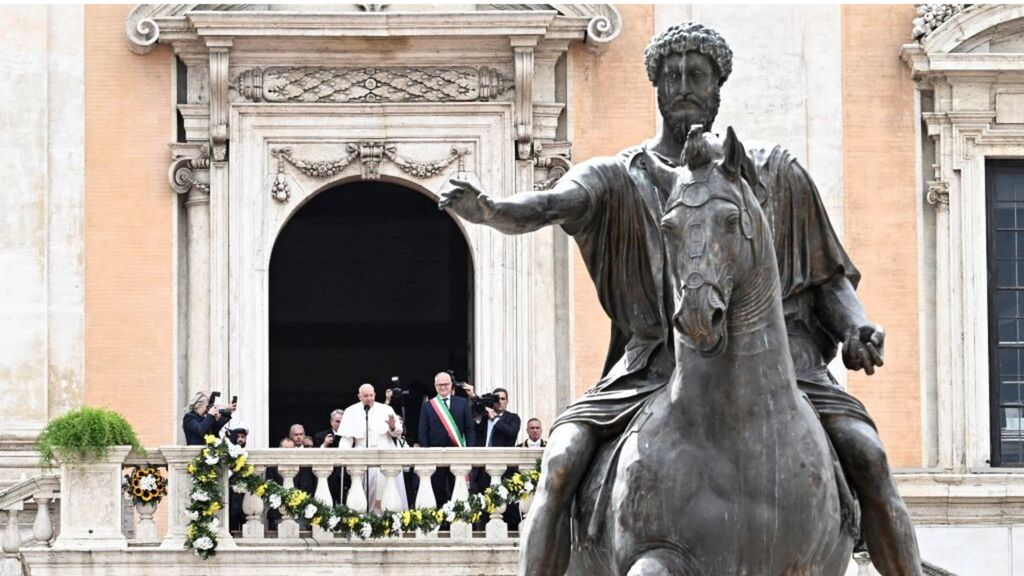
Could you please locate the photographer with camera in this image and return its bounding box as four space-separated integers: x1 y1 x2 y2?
182 391 236 445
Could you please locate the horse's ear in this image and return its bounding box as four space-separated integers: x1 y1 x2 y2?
721 126 747 180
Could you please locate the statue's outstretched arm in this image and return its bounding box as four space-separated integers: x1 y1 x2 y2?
439 177 591 235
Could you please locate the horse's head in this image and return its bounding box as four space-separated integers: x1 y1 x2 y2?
649 126 764 357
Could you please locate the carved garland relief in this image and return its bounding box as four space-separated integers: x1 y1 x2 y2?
269 144 472 202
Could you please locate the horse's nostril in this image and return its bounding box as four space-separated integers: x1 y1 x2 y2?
711 308 724 328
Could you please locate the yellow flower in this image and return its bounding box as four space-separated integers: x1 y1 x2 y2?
254 484 266 497
346 517 360 529
401 511 412 527
471 512 481 523
287 491 308 508
486 504 495 514
384 528 390 536
242 464 254 478
204 434 217 445
205 501 221 517
433 510 444 523
233 456 247 472
187 463 196 474
187 525 197 539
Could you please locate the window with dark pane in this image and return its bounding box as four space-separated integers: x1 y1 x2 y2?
988 161 1024 466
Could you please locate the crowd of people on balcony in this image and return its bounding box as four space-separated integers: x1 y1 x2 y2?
182 371 548 532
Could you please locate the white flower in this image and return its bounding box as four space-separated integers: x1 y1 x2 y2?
186 510 200 521
391 513 403 533
204 455 220 466
213 436 223 447
209 518 220 532
227 443 245 458
327 516 340 530
231 484 247 494
268 494 282 509
304 504 318 519
192 536 214 551
359 522 372 539
139 475 158 491
191 490 210 502
442 501 455 514
496 486 509 500
524 481 534 493
475 494 488 508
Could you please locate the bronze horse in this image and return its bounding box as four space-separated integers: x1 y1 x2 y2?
567 127 856 576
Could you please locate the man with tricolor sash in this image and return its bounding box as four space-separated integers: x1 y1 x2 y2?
418 371 476 505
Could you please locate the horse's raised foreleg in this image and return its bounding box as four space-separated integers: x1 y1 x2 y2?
626 548 698 576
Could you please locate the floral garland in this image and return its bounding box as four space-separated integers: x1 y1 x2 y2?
123 463 168 505
185 434 540 558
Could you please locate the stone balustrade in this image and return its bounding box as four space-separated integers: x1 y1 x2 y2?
0 474 59 576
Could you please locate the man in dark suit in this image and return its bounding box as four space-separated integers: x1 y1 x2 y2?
418 371 476 505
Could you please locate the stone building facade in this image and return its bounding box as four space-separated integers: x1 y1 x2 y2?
3 3 1024 575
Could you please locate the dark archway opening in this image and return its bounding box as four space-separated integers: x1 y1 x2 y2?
268 180 472 445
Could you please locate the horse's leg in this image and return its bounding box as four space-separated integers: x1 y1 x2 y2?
519 422 597 576
826 416 922 576
625 549 697 576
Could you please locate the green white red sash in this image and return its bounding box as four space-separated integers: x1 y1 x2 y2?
429 396 465 447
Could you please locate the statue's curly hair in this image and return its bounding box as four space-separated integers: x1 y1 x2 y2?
644 22 733 86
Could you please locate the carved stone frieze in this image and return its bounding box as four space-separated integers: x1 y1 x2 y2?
232 66 514 104
270 143 471 200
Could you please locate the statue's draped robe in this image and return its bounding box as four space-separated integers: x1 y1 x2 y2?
553 142 874 435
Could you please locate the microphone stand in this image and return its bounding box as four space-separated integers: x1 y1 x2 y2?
364 403 371 514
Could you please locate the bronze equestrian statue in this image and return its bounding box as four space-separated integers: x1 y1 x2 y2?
440 21 921 576
567 125 855 575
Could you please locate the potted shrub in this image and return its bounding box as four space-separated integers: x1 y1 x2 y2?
36 407 144 550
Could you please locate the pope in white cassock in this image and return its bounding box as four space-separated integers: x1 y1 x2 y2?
337 383 407 512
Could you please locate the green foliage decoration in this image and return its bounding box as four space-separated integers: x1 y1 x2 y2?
186 433 542 558
35 406 144 467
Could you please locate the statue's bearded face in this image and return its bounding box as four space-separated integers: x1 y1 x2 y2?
656 51 721 142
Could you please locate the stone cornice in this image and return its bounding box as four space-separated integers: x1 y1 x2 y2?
897 472 1024 524
126 4 622 54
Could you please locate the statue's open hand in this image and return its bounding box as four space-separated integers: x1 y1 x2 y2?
842 324 885 375
438 178 497 223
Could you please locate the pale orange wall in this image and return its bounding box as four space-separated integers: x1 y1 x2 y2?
569 5 656 398
842 5 922 467
85 5 176 446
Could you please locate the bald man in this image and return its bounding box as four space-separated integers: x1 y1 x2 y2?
337 384 405 512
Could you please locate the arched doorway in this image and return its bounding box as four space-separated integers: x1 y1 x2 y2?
268 180 473 444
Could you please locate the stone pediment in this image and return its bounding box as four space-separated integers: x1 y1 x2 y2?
126 3 621 54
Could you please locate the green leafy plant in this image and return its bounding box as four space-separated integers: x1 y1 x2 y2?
35 407 144 467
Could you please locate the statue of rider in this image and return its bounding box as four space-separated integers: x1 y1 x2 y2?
440 22 921 576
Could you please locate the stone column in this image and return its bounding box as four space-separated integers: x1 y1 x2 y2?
169 145 211 402
928 180 952 470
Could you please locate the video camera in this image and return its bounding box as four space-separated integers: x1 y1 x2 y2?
388 376 411 400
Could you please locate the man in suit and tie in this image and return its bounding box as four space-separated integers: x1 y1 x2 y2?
518 418 547 448
313 409 346 504
418 371 476 506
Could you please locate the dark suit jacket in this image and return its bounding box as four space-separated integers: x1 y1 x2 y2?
485 411 521 448
418 395 476 447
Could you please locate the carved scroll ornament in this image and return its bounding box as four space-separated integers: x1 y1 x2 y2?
233 66 514 104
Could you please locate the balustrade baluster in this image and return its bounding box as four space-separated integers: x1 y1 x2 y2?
346 468 368 516
31 495 53 545
2 505 23 576
449 464 473 540
242 465 266 540
311 466 334 542
413 465 437 539
276 465 300 539
380 465 404 514
484 464 508 540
